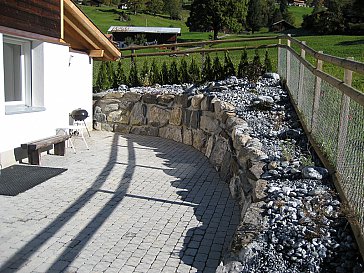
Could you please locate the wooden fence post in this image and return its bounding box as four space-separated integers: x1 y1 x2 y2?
278 38 282 76
337 57 353 169
298 41 306 110
310 51 323 133
286 34 291 87
131 48 135 64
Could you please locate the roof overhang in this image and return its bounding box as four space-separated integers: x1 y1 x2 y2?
108 26 181 35
63 0 120 61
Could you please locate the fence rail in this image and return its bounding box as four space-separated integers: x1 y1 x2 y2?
118 35 364 258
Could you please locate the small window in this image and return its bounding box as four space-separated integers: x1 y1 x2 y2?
3 36 31 107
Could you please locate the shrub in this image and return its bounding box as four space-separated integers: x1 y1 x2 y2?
179 58 190 83
247 49 263 82
223 51 235 78
141 60 150 86
263 50 273 73
189 57 201 84
237 49 249 78
212 55 223 81
150 59 160 85
202 54 213 82
95 61 110 91
114 60 127 88
128 62 141 87
169 60 179 84
160 61 169 85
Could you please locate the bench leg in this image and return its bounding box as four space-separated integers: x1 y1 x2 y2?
28 150 40 165
54 141 66 156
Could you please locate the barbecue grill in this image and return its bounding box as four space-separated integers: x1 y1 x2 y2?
70 108 91 137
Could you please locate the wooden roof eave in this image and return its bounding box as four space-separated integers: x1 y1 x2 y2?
63 0 120 61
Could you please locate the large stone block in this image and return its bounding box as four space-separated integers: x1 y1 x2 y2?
192 129 207 152
157 94 175 106
200 115 220 134
175 94 191 108
220 151 232 182
142 93 158 104
148 105 170 127
119 100 135 112
104 103 119 113
103 92 123 99
205 136 215 158
159 125 182 142
114 124 131 134
130 102 145 126
183 109 200 129
107 110 122 123
183 127 193 146
131 126 159 136
227 117 248 133
201 95 215 111
214 100 235 120
170 107 182 126
191 94 204 109
123 92 141 102
210 137 230 168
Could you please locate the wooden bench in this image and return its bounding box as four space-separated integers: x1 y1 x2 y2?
21 135 71 165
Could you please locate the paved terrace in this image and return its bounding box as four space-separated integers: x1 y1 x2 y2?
0 131 240 273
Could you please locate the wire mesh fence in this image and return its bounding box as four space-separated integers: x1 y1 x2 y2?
278 43 364 254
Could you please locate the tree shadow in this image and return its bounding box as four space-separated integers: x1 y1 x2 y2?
336 39 364 46
0 133 135 272
129 135 240 273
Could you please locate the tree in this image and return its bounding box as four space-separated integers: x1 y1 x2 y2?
187 0 248 40
96 61 110 91
128 0 147 15
163 0 182 20
247 0 267 33
129 62 141 87
263 50 272 73
146 0 164 15
140 60 150 86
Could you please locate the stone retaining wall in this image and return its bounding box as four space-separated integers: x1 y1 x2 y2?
93 91 267 262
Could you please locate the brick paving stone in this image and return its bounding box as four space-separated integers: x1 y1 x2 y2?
0 132 240 273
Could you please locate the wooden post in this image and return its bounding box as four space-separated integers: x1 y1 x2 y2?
278 38 282 76
131 49 135 64
311 51 323 133
286 34 291 87
337 57 353 170
298 41 306 110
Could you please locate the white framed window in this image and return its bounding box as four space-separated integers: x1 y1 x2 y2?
3 36 32 110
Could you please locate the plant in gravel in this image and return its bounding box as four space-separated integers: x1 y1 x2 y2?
202 53 213 82
212 55 223 81
281 140 296 162
169 60 179 84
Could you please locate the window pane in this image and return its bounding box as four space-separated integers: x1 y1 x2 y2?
4 42 23 102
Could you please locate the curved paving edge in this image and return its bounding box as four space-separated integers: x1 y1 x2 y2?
93 91 268 268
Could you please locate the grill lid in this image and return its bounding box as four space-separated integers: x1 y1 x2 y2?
71 108 89 121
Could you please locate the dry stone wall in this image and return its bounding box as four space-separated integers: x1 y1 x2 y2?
93 90 267 254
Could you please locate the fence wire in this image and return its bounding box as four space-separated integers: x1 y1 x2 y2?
278 46 364 245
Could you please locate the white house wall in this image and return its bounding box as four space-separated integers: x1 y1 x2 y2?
0 33 93 167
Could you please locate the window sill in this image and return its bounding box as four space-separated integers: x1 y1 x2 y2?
5 105 46 115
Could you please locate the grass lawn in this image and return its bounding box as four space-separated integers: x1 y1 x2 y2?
80 5 363 91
